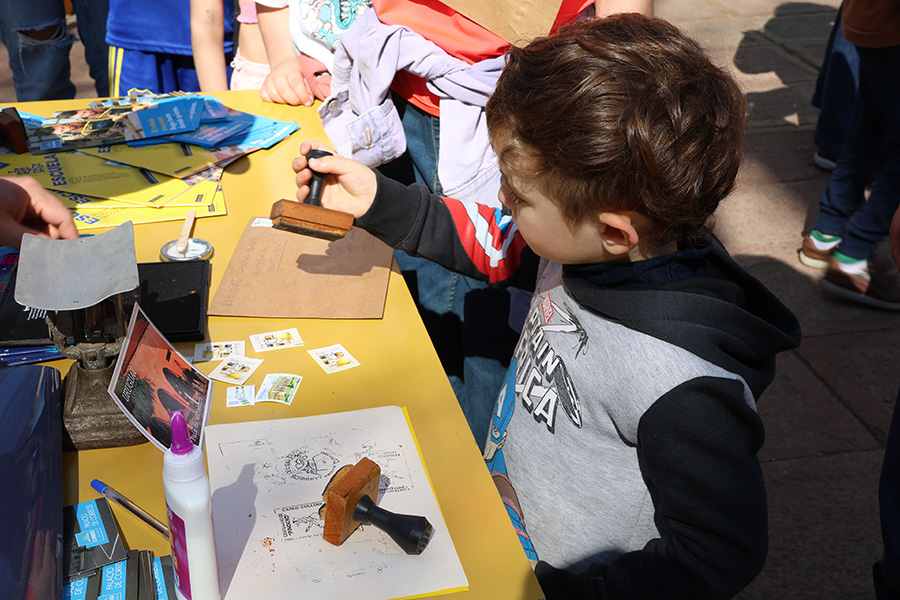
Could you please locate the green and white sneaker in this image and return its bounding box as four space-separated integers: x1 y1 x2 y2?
821 252 900 310
798 230 841 269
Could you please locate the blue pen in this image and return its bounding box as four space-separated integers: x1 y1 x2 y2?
0 344 57 356
0 349 62 367
91 479 169 540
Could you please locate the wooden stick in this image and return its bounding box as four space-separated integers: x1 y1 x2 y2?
175 210 196 254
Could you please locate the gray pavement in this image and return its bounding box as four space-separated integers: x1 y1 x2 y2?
1 2 895 598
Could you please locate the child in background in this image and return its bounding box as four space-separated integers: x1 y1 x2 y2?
230 2 272 90
292 14 802 598
191 0 271 91
255 0 370 106
107 0 235 95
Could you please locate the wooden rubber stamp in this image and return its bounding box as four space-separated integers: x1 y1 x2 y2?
318 457 433 555
270 149 354 240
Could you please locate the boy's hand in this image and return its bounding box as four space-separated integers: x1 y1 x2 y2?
292 142 378 218
260 57 313 106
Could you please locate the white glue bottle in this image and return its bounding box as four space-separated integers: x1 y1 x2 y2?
163 410 221 600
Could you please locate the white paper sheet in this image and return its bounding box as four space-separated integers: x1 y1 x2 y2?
205 406 468 600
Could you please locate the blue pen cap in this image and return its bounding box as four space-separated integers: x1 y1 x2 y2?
90 479 108 495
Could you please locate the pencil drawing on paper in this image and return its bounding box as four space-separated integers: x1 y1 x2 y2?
264 448 342 485
205 407 468 600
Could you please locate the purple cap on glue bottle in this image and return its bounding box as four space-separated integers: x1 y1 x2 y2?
163 410 205 482
170 410 194 454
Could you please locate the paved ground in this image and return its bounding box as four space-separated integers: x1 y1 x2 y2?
1 1 897 598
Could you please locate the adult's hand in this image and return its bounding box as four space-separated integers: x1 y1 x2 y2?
0 176 79 249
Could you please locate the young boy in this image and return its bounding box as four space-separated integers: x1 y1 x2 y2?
292 14 801 598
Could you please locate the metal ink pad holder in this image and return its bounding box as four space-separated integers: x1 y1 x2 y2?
15 221 146 449
160 238 214 262
159 210 214 262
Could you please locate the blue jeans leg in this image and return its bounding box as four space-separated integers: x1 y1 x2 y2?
813 95 876 241
0 0 76 101
71 0 110 97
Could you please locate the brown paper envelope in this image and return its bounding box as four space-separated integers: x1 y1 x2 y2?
208 219 393 319
439 0 564 45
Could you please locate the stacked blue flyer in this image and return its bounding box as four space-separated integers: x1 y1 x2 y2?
25 93 299 155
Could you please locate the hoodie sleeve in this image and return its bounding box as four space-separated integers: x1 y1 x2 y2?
535 377 768 599
353 171 539 289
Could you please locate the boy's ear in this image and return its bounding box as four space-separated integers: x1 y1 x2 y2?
597 212 640 256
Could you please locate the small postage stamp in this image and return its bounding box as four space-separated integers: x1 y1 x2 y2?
254 374 302 405
249 328 305 353
209 355 263 386
193 340 245 362
226 385 256 407
308 343 360 374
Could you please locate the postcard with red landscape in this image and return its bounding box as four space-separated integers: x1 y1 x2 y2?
107 303 212 451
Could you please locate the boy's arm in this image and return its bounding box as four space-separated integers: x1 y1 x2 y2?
256 3 314 106
365 174 537 287
293 146 538 288
535 377 767 599
190 0 229 91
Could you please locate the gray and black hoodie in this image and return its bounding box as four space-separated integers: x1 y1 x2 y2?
357 172 802 599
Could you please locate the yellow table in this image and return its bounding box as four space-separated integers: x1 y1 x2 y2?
15 91 541 599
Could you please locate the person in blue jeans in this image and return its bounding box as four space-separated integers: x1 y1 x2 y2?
0 0 109 101
798 0 900 310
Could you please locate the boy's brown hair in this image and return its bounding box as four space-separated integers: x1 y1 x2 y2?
486 13 747 245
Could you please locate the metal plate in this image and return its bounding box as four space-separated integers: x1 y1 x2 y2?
14 222 139 311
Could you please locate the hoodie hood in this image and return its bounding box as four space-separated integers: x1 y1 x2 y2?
562 236 802 400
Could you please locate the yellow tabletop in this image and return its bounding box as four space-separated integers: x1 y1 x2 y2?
14 91 541 599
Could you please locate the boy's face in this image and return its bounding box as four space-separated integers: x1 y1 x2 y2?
493 132 610 265
497 169 611 265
